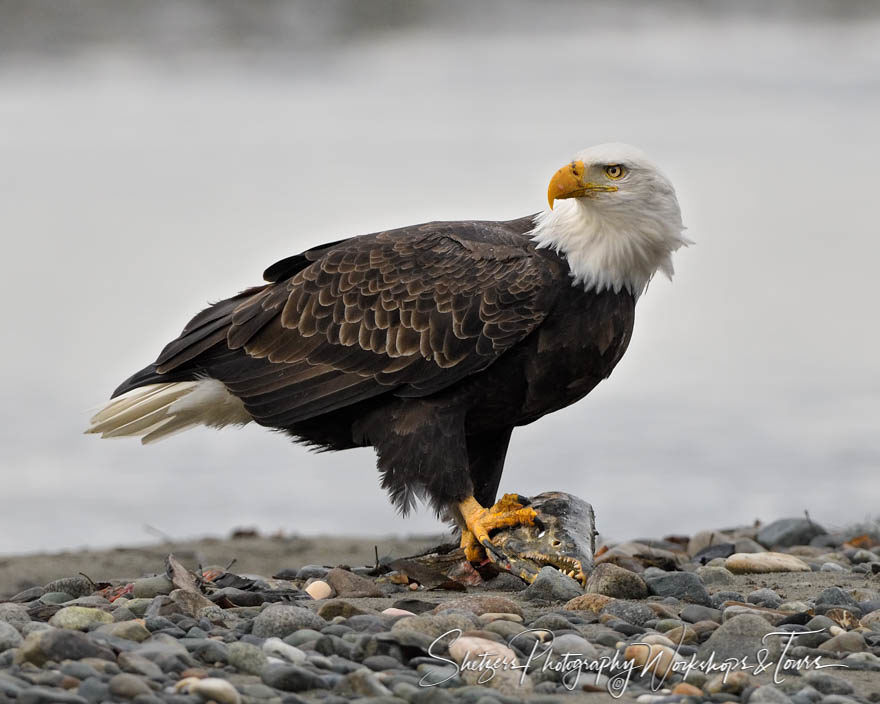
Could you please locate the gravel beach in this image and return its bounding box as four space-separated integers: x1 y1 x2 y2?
1 518 879 704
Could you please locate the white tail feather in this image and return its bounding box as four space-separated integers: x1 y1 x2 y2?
86 379 252 444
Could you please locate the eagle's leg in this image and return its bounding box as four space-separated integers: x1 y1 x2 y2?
458 493 538 563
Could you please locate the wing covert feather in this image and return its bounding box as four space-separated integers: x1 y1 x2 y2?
156 223 556 425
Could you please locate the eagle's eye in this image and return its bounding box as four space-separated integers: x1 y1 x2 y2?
604 164 626 180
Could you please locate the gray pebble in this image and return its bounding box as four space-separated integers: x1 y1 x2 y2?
253 604 326 638
696 566 737 586
601 600 655 626
363 654 404 671
322 624 354 637
585 563 648 599
237 682 278 699
8 587 45 603
711 591 746 609
815 588 859 610
698 614 782 662
17 686 89 704
314 634 355 660
521 567 582 603
117 652 164 679
191 639 229 664
0 604 30 629
792 685 823 702
108 672 152 698
644 570 711 605
529 612 574 631
804 672 854 695
347 615 385 633
0 623 22 652
60 662 101 680
131 576 174 599
336 667 393 697
482 572 528 592
261 662 328 691
818 631 866 653
21 629 115 665
296 565 329 579
0 675 22 699
749 685 793 704
228 640 268 675
756 518 826 548
680 604 723 623
76 676 110 704
44 577 95 599
39 591 75 605
747 588 783 608
550 632 597 658
284 628 324 647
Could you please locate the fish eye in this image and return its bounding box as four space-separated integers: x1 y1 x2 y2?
604 164 626 180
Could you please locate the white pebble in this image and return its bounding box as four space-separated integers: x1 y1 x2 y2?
175 677 241 704
305 580 332 600
640 633 676 648
478 612 523 624
262 636 306 664
381 607 416 617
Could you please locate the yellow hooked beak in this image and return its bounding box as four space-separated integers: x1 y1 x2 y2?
547 160 618 209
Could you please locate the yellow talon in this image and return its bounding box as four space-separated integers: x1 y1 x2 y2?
458 493 537 563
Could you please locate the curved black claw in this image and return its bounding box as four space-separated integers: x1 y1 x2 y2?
480 538 510 567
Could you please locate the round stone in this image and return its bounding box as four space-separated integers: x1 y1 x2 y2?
228 641 268 675
48 606 113 630
433 595 523 617
261 663 327 692
521 567 583 603
756 518 826 548
108 672 152 698
305 581 332 600
748 588 783 608
44 576 95 599
601 600 655 626
643 571 710 605
585 563 648 599
0 621 23 652
697 614 782 662
252 604 326 638
262 637 306 664
696 566 736 585
131 576 174 599
725 552 810 574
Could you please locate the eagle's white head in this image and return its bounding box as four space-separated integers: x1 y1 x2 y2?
529 143 688 297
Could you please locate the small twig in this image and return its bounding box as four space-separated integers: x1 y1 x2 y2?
78 572 99 590
224 557 238 572
804 509 813 526
374 545 379 570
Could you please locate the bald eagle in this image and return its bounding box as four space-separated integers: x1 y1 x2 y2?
87 143 687 562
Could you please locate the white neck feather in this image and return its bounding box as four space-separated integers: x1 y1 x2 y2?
529 199 689 298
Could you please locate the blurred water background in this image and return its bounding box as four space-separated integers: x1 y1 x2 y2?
1 0 878 555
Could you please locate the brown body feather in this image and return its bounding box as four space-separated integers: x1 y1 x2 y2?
112 215 634 514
